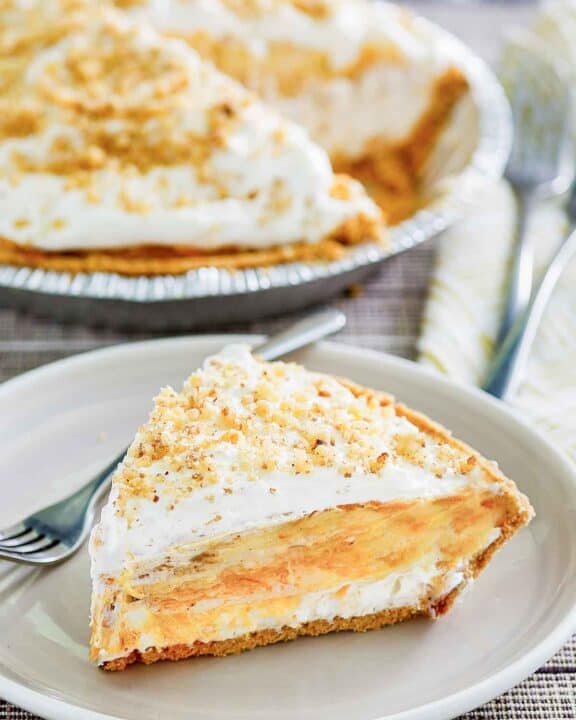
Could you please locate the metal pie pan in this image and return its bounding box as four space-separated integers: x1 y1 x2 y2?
0 23 511 330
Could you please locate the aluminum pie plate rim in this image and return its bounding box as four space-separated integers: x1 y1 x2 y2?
0 28 511 306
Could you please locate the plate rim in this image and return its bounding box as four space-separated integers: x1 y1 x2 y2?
0 336 575 720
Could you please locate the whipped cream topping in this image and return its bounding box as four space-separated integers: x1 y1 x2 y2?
0 5 380 252
91 345 502 576
125 0 457 151
126 0 439 71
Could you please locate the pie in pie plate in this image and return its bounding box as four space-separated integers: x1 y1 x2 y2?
0 0 484 277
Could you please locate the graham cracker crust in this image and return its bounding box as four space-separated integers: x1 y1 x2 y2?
0 213 384 276
102 605 422 671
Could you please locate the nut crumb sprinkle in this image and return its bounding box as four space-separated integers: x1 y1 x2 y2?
111 347 483 517
0 2 252 204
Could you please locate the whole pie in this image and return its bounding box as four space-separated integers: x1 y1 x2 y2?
0 0 470 276
90 346 533 670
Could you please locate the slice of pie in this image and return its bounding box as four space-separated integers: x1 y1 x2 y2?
120 0 470 223
0 3 384 276
90 345 534 670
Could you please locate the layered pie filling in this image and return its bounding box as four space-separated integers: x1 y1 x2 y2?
121 0 470 222
0 2 383 274
90 346 533 670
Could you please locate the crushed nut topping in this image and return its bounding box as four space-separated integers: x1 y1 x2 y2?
112 347 478 515
0 2 252 204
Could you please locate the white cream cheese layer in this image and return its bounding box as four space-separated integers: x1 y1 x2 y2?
0 8 380 252
93 562 465 662
90 344 502 578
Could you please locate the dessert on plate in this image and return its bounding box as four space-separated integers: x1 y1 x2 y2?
121 0 470 223
0 4 383 276
90 346 533 670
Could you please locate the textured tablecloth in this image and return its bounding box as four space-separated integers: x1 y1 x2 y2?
0 242 574 719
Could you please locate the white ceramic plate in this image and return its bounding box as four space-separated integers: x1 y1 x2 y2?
1 338 575 720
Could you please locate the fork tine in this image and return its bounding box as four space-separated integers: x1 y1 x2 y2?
0 543 64 566
503 46 572 186
7 537 59 554
0 522 29 541
496 35 574 343
0 528 42 548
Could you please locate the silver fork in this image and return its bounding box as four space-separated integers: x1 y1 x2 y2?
0 308 346 566
498 45 573 342
484 178 576 400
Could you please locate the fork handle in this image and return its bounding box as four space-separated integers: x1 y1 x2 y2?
483 223 576 400
30 452 125 540
256 309 345 361
496 187 536 344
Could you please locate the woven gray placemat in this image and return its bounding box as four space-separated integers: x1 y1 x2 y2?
0 244 574 719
